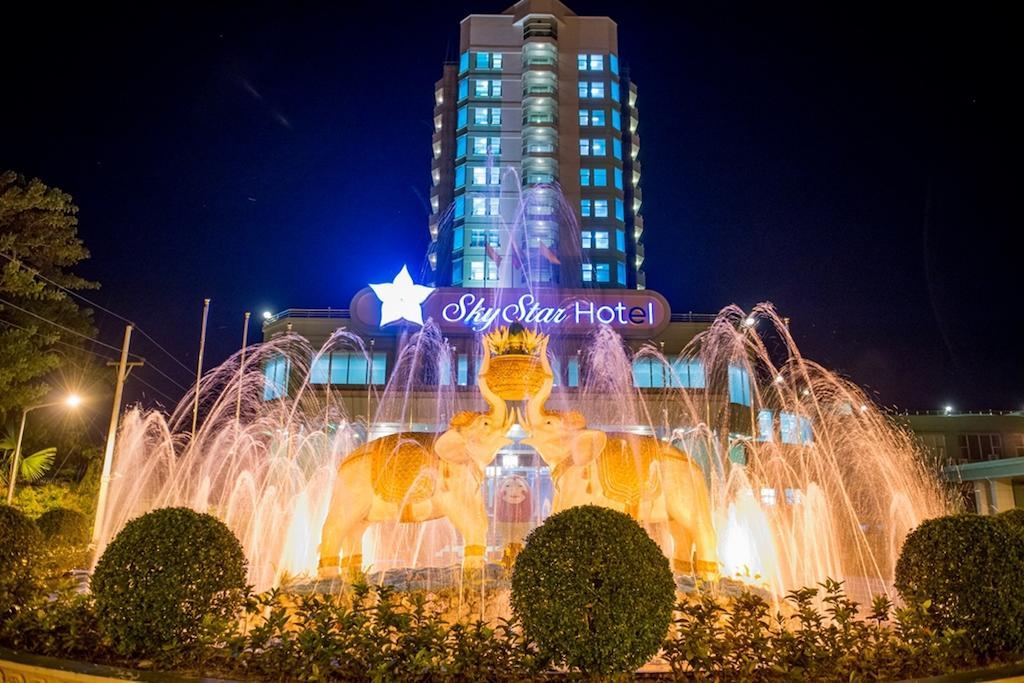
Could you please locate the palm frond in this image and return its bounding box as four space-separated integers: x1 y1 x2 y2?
18 447 57 483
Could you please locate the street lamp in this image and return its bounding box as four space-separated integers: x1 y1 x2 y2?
6 393 82 504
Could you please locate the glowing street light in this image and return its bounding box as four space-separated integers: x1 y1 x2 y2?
944 405 954 415
262 310 273 321
6 393 83 504
743 316 756 328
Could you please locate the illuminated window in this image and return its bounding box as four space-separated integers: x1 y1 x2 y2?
472 197 487 216
668 359 705 388
761 488 777 506
469 259 484 281
453 195 465 218
470 166 501 186
594 199 609 218
633 358 665 388
610 54 619 74
596 263 610 282
577 54 588 70
475 80 488 97
578 54 603 71
458 78 468 100
452 258 463 284
474 108 488 125
591 109 606 126
580 168 591 186
459 52 469 74
615 198 624 221
580 199 592 217
454 165 466 189
579 139 590 156
469 228 499 247
457 106 467 128
590 54 604 71
615 229 625 251
310 352 387 386
453 226 464 249
475 52 502 70
592 139 607 156
611 109 621 130
757 411 770 444
579 81 605 98
263 355 289 400
567 356 580 386
594 230 609 248
613 138 622 159
473 137 488 155
611 81 620 101
780 412 799 444
489 197 500 216
490 137 502 154
614 167 623 189
581 231 592 249
728 365 752 406
616 260 626 285
456 135 467 157
578 110 590 126
594 168 607 186
582 263 593 281
472 167 486 185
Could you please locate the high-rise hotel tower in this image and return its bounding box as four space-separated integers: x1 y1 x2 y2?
428 0 644 290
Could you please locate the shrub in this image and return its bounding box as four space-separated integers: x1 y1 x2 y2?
37 507 91 544
0 504 43 617
36 507 92 575
91 507 247 659
510 505 675 676
997 508 1024 536
895 513 1024 660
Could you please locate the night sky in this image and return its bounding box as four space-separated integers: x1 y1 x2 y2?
2 1 1018 413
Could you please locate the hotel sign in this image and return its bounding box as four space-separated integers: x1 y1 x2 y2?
351 285 671 338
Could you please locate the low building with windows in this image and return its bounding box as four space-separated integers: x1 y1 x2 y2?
901 411 1024 514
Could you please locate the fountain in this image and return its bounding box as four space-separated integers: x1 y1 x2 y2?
93 308 951 604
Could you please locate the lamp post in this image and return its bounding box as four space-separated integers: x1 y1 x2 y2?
6 393 82 504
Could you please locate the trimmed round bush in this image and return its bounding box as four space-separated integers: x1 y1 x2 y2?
36 507 91 544
91 507 247 656
0 505 43 615
997 508 1024 536
511 505 675 676
895 513 1024 659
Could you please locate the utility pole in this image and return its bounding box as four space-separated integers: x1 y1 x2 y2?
235 311 250 423
192 298 210 438
91 324 138 547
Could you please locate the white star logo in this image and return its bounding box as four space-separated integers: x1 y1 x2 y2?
369 266 434 327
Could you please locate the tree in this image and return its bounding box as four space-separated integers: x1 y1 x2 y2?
0 171 98 417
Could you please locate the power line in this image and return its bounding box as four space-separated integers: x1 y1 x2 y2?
0 251 194 376
1 316 181 405
0 296 189 391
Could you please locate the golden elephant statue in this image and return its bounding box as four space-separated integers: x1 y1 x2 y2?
317 353 512 580
520 349 720 579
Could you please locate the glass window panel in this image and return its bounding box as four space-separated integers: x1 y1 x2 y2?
591 82 605 98
611 109 621 130
472 167 486 185
457 106 467 128
610 54 619 74
592 139 606 156
456 134 467 157
453 195 465 218
347 354 368 384
596 263 610 282
579 139 590 155
567 356 580 386
582 263 593 281
594 230 609 248
611 81 620 101
472 197 486 215
474 107 488 125
580 168 591 186
578 81 588 98
580 200 591 217
616 229 625 251
594 200 609 218
458 78 468 100
615 198 625 221
613 138 622 159
492 53 503 70
614 167 623 189
577 54 588 70
457 354 469 386
454 165 465 189
594 168 607 186
470 260 484 280
616 260 626 285
473 137 487 154
459 52 469 74
578 110 589 126
581 230 592 249
453 226 464 249
592 109 606 126
491 108 501 125
590 54 604 71
452 258 463 284
475 79 489 97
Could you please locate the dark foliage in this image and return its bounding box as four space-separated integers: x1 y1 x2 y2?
511 505 676 676
895 513 1024 661
0 504 42 618
90 507 247 658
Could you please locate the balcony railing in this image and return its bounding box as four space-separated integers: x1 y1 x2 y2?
264 309 351 325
